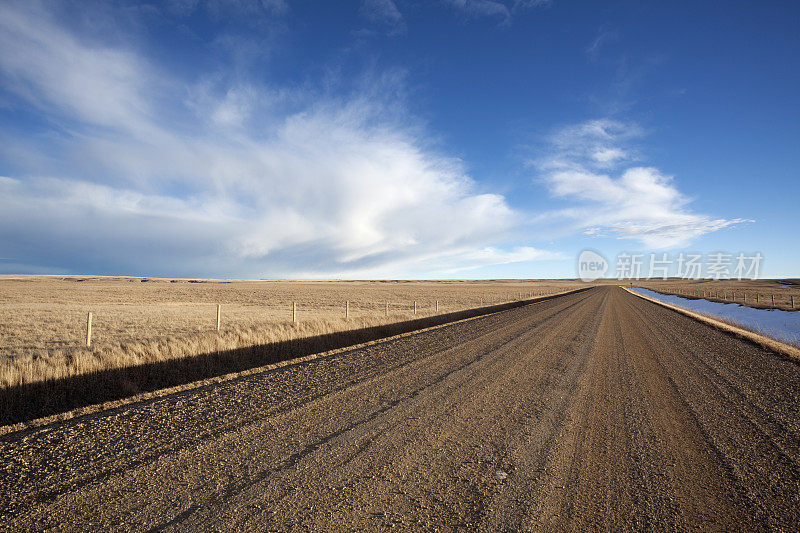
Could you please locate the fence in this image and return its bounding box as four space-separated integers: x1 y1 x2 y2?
77 290 565 348
647 287 797 310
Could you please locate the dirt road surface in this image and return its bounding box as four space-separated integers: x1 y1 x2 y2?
2 287 799 530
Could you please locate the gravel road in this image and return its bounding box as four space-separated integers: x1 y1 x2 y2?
1 286 799 531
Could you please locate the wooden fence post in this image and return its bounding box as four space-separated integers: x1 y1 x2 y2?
346 300 349 319
216 304 221 332
772 294 775 306
414 300 417 315
436 300 439 313
292 301 296 323
792 295 795 308
86 311 93 348
385 300 388 317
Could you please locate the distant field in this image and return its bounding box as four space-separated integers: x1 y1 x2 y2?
0 276 582 387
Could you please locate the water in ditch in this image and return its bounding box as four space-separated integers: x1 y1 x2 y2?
630 287 800 347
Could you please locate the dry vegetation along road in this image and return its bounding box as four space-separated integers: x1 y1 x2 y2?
1 286 799 530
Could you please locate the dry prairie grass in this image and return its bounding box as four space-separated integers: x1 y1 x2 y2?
0 276 582 388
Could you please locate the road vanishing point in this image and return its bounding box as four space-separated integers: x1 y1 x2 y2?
1 286 799 530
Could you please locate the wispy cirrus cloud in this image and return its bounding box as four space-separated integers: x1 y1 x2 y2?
445 0 550 24
586 27 619 61
359 0 406 36
0 0 552 278
167 0 289 18
534 119 750 248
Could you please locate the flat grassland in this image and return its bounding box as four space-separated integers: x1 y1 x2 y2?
0 276 582 388
2 276 795 391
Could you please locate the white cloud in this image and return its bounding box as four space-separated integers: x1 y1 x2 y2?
0 1 547 277
169 0 289 18
513 0 551 6
436 246 563 273
591 147 626 165
359 0 405 35
445 0 549 23
448 0 510 21
536 120 749 248
0 2 161 140
586 28 618 60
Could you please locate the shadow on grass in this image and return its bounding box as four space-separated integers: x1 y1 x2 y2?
0 290 588 426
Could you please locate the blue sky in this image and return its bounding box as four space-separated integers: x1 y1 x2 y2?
0 0 797 279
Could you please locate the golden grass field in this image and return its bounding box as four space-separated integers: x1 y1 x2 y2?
0 276 583 388
2 275 796 392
